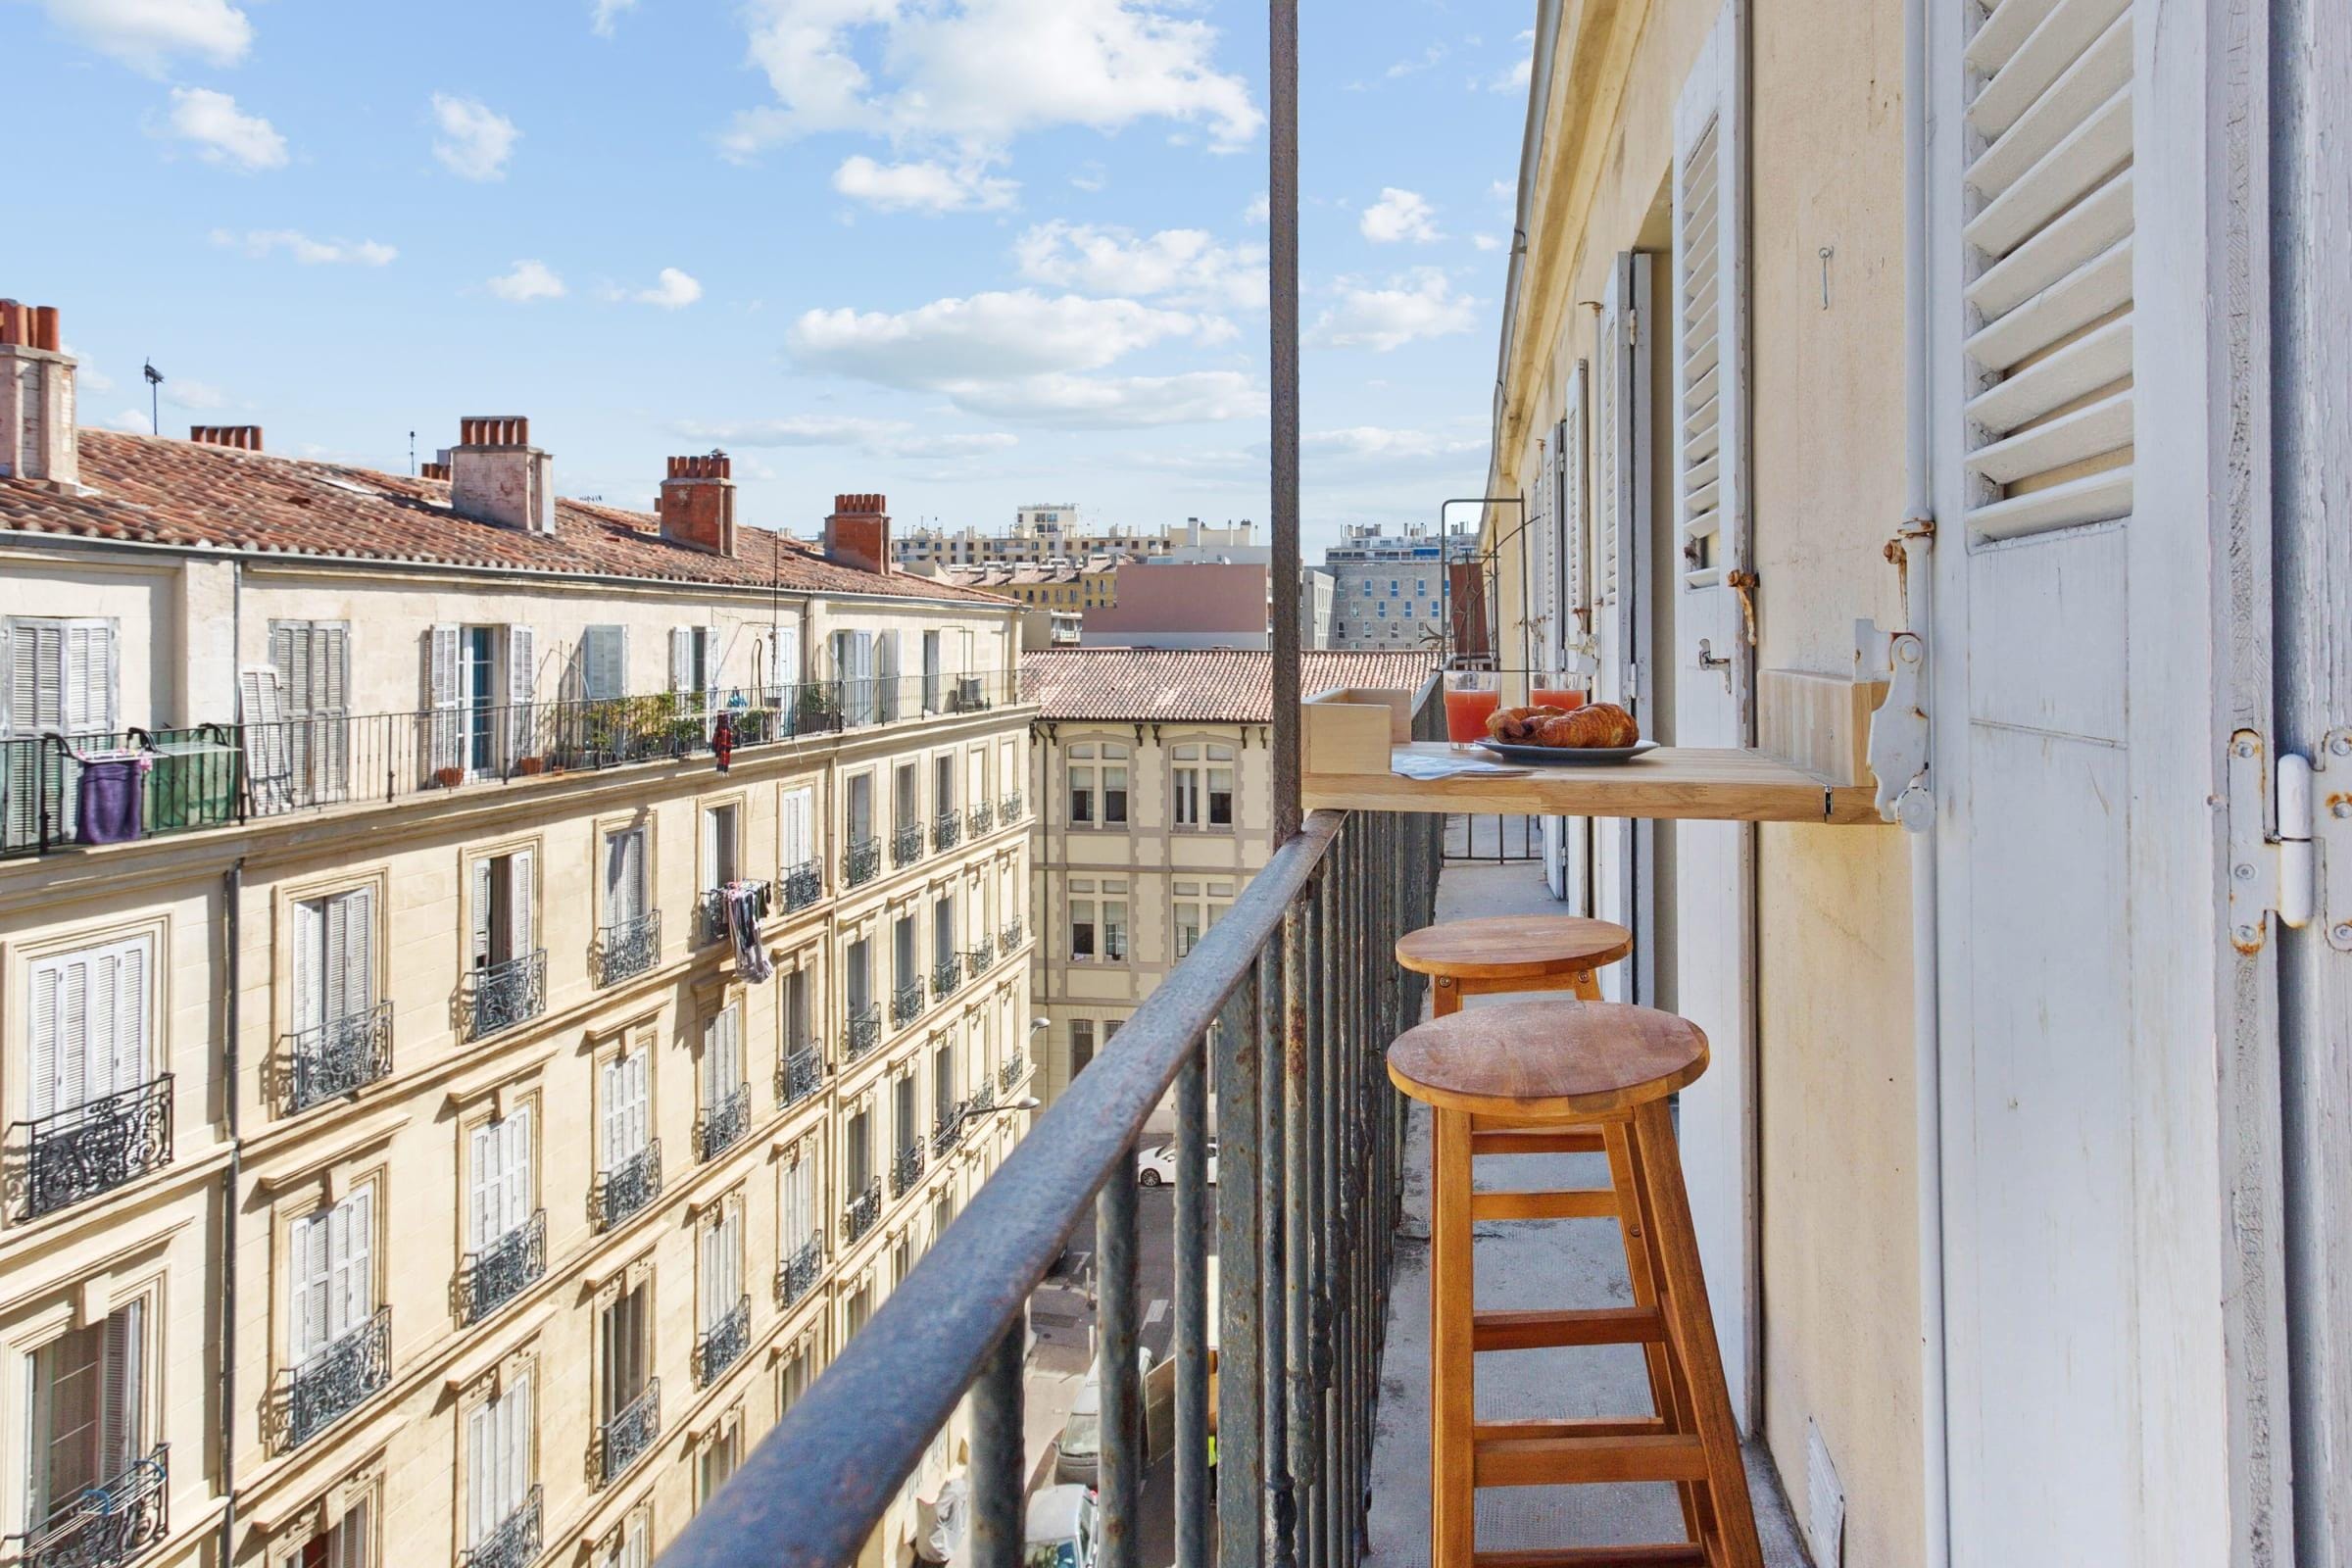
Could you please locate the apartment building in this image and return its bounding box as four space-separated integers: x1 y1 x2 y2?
1322 523 1479 650
1021 648 1432 1102
894 509 1257 573
0 316 1033 1568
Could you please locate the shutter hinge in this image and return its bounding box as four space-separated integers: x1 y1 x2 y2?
1858 618 1931 830
1627 307 1640 347
2228 727 2352 953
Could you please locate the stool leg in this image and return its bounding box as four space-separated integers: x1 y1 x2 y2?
1601 1116 1702 1544
1628 1100 1763 1568
1571 966 1602 1002
1433 974 1463 1016
1431 1105 1477 1568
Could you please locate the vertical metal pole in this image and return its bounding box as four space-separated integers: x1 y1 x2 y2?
1268 0 1302 844
1099 1149 1141 1568
1258 943 1296 1567
1282 899 1316 1568
1175 1049 1211 1568
1298 880 1328 1568
1216 984 1264 1567
971 1323 1025 1568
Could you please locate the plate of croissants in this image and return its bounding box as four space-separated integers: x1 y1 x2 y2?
1477 702 1654 763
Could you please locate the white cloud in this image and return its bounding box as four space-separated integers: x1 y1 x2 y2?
165 377 228 411
1243 191 1269 225
954 369 1264 427
1069 161 1107 193
110 408 154 433
164 87 286 171
831 156 1018 214
1360 186 1441 244
1308 269 1477 352
66 352 115 395
1305 425 1485 464
1012 220 1263 311
1471 232 1503 253
212 228 397 266
673 415 1018 460
721 0 1261 159
35 0 251 74
486 260 565 302
590 0 636 35
631 267 704 308
429 93 519 180
1481 30 1535 94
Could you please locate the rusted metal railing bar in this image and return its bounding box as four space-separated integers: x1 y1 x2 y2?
1174 1047 1211 1568
1099 1144 1141 1568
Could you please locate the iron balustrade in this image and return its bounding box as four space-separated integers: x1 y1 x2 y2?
696 1297 753 1387
699 880 772 948
846 1006 881 1062
464 1211 547 1323
782 858 823 912
466 951 546 1042
657 808 1444 1568
967 799 994 835
998 1054 1025 1094
11 1077 174 1221
597 1141 662 1232
932 809 962 853
6 1443 168 1568
843 838 881 888
891 1142 925 1198
598 1378 662 1488
597 910 662 986
892 823 925 868
966 937 995 977
779 1044 825 1107
697 1083 752 1162
843 1180 883 1244
932 1105 966 1157
778 1239 825 1307
1001 790 1023 823
1001 917 1023 952
931 955 962 1001
460 1486 541 1568
281 1002 394 1113
970 1082 997 1115
891 981 924 1028
286 1307 392 1449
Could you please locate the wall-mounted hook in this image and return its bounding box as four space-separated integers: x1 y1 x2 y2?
1818 246 1835 310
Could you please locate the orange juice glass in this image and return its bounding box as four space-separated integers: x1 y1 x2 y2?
1443 671 1499 746
1530 687 1587 711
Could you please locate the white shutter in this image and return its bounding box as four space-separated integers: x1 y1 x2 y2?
324 887 373 1024
670 628 692 694
101 1300 143 1475
240 664 292 806
105 937 145 1099
622 1051 650 1159
502 1108 530 1236
599 1058 624 1169
1957 0 2133 539
332 1188 372 1339
428 624 463 773
509 850 534 955
606 830 643 925
290 1209 330 1362
780 787 812 867
1673 24 1745 599
471 858 494 969
28 953 66 1121
506 625 536 761
1561 362 1591 654
466 1400 495 1543
468 1122 499 1251
876 631 901 722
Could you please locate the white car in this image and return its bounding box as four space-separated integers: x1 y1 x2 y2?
1135 1140 1217 1187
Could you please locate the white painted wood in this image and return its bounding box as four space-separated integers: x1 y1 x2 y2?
1592 254 1654 1002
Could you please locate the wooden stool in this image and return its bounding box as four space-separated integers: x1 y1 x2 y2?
1388 999 1762 1568
1396 914 1635 1013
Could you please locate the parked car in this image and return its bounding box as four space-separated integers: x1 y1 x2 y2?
1055 1348 1155 1486
1135 1139 1218 1187
1022 1485 1099 1568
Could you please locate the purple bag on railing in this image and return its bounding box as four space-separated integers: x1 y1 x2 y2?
76 758 145 845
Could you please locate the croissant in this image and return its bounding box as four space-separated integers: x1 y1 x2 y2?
1486 705 1566 743
1533 703 1641 749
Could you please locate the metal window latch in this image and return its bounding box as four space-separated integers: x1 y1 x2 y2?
1857 618 1931 830
1696 638 1733 671
2229 726 2352 954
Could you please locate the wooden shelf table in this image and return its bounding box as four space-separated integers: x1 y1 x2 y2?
1303 743 1882 826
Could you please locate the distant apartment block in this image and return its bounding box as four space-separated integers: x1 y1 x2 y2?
1323 523 1480 650
893 508 1258 574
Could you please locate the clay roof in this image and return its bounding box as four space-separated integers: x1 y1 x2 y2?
1021 648 1438 722
0 429 1013 606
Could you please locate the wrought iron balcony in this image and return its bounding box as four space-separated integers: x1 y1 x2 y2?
891 1142 925 1198
782 858 823 912
282 1002 394 1114
460 1485 541 1568
696 1082 752 1162
597 910 662 986
1001 917 1023 952
931 1105 965 1156
965 936 995 977
843 1179 882 1243
1001 790 1022 822
779 1044 825 1107
999 1053 1026 1094
970 1081 996 1115
597 1141 663 1232
466 950 546 1042
932 809 962 852
892 823 925 868
598 1378 661 1488
930 955 962 1000
778 1238 824 1307
7 1443 168 1568
846 1005 881 1062
10 1077 174 1222
464 1210 547 1323
698 880 772 947
843 837 881 887
696 1296 753 1387
967 799 994 835
892 980 924 1028
286 1307 391 1450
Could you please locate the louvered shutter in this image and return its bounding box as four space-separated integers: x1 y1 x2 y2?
324 887 373 1025
599 1058 624 1170
1957 0 2133 538
588 625 627 701
1592 255 1651 716
291 1209 330 1362
625 1051 650 1159
606 830 643 926
100 1300 142 1476
428 625 463 774
471 858 495 970
780 788 812 868
1562 362 1592 653
466 1399 495 1543
876 631 901 722
107 938 145 1098
502 1108 529 1237
670 628 692 695
333 1188 372 1339
469 1122 498 1251
506 625 536 763
510 850 534 956
28 955 64 1121
63 622 113 734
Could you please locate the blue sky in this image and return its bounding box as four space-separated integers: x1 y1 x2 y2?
4 0 1528 561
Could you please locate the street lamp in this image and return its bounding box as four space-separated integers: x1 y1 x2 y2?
950 1094 1040 1137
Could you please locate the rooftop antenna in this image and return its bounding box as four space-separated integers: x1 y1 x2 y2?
408 429 416 475
142 361 164 435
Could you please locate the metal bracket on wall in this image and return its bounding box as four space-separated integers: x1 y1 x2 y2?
2226 726 2352 954
1857 617 1930 830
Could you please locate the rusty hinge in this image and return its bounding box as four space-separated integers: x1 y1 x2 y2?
2228 727 2352 953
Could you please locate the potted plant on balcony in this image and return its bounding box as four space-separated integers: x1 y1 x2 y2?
434 764 464 789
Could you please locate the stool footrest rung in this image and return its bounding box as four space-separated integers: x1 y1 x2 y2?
1472 1306 1664 1351
1470 1128 1610 1155
1473 1432 1711 1488
1469 1189 1617 1221
1473 1547 1707 1567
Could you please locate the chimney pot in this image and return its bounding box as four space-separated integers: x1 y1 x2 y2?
448 416 555 534
0 298 78 486
189 424 264 452
823 492 892 576
658 450 737 555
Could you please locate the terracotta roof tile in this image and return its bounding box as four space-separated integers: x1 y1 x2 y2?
0 429 1012 606
1021 648 1438 722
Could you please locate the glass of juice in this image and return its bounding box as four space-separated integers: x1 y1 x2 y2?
1444 669 1499 747
1531 685 1587 712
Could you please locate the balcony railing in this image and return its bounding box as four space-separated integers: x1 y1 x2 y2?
464 1210 548 1323
965 937 995 977
843 837 881 888
281 1001 394 1114
466 950 545 1041
779 1044 825 1107
597 909 662 986
460 1486 541 1568
1001 916 1023 952
998 1053 1026 1094
967 799 994 835
932 809 962 853
970 1081 996 1116
782 858 823 912
891 1142 925 1198
598 1379 661 1488
892 823 924 868
778 1239 824 1307
597 1141 662 1232
696 1083 752 1162
286 1307 392 1449
846 1005 881 1062
930 954 962 1000
843 1180 882 1244
659 808 1443 1568
891 981 924 1028
10 1077 174 1221
7 1443 168 1568
699 880 771 948
931 1105 965 1157
1001 790 1023 822
696 1297 753 1387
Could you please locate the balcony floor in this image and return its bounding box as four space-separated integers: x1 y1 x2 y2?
1367 853 1813 1567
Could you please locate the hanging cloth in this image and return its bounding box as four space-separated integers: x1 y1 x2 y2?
724 880 772 983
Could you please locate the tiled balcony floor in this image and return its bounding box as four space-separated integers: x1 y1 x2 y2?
1365 852 1812 1567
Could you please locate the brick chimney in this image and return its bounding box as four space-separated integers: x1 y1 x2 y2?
658 453 737 555
824 493 891 575
190 424 264 451
448 416 555 534
0 299 78 488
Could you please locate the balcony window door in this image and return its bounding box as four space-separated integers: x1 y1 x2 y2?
577 624 627 702
27 935 151 1127
697 1420 741 1507
291 1188 374 1366
829 631 875 725
847 1109 872 1194
895 763 919 834
670 625 717 709
933 755 955 816
26 1301 144 1533
604 827 648 930
600 1048 652 1177
783 968 811 1054
3 617 117 849
467 1108 532 1257
846 940 872 1022
894 917 917 998
703 804 740 892
932 897 956 974
599 1281 651 1429
428 624 529 779
780 787 814 874
932 1042 956 1127
294 888 374 1040
699 1203 743 1339
465 1372 533 1549
967 750 986 816
846 773 873 846
895 1075 918 1157
270 619 351 805
703 1004 744 1114
297 1500 369 1568
602 1516 648 1568
781 1150 817 1260
921 631 943 714
471 851 535 974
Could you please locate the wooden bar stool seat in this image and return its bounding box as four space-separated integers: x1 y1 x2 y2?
1396 914 1634 1012
1389 1000 1762 1568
